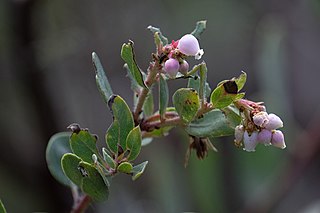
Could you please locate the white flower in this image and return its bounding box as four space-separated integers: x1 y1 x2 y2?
271 130 286 149
243 131 259 152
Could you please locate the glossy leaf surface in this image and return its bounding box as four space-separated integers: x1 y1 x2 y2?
126 126 142 161
108 95 134 149
70 130 98 163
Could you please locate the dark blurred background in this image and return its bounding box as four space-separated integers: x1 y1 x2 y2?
1 0 320 212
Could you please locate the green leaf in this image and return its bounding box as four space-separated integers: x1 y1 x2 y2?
187 76 211 99
46 132 73 187
153 32 162 46
105 119 119 154
108 95 135 149
92 52 113 103
191 20 207 39
210 79 244 109
126 126 142 161
211 72 246 109
147 25 168 45
185 108 241 138
79 162 109 202
124 63 143 93
121 41 147 89
132 161 148 181
143 91 154 117
0 199 6 213
117 162 133 174
159 74 169 120
173 88 200 123
61 153 83 186
102 148 116 169
70 130 98 163
234 71 247 91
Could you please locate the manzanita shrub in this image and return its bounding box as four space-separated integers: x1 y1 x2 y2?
45 20 286 212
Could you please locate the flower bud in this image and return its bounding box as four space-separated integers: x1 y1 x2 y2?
234 125 244 143
271 130 286 149
92 154 98 163
177 34 204 60
257 129 272 146
164 58 180 78
243 131 259 152
264 113 283 130
179 60 189 75
252 111 269 127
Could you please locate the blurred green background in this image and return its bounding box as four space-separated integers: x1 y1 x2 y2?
1 0 320 212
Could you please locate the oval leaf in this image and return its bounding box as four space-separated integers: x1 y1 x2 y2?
108 95 134 149
211 72 247 109
46 132 73 187
105 119 119 154
185 108 241 138
61 153 83 187
132 161 148 181
117 162 133 174
121 41 147 89
210 81 240 109
173 88 200 123
92 52 113 103
70 130 98 163
126 126 142 161
79 162 109 202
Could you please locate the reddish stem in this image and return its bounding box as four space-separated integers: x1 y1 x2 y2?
71 195 91 213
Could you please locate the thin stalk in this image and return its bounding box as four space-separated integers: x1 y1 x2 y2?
71 195 91 213
144 112 178 123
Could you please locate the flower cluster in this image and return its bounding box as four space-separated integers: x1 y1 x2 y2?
234 99 286 152
162 34 204 78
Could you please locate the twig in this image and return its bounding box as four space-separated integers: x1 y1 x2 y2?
133 63 159 122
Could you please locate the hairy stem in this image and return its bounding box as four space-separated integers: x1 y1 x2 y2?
133 63 159 122
186 63 201 76
144 111 178 123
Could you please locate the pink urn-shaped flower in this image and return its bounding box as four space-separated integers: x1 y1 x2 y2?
177 34 204 60
164 58 180 78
